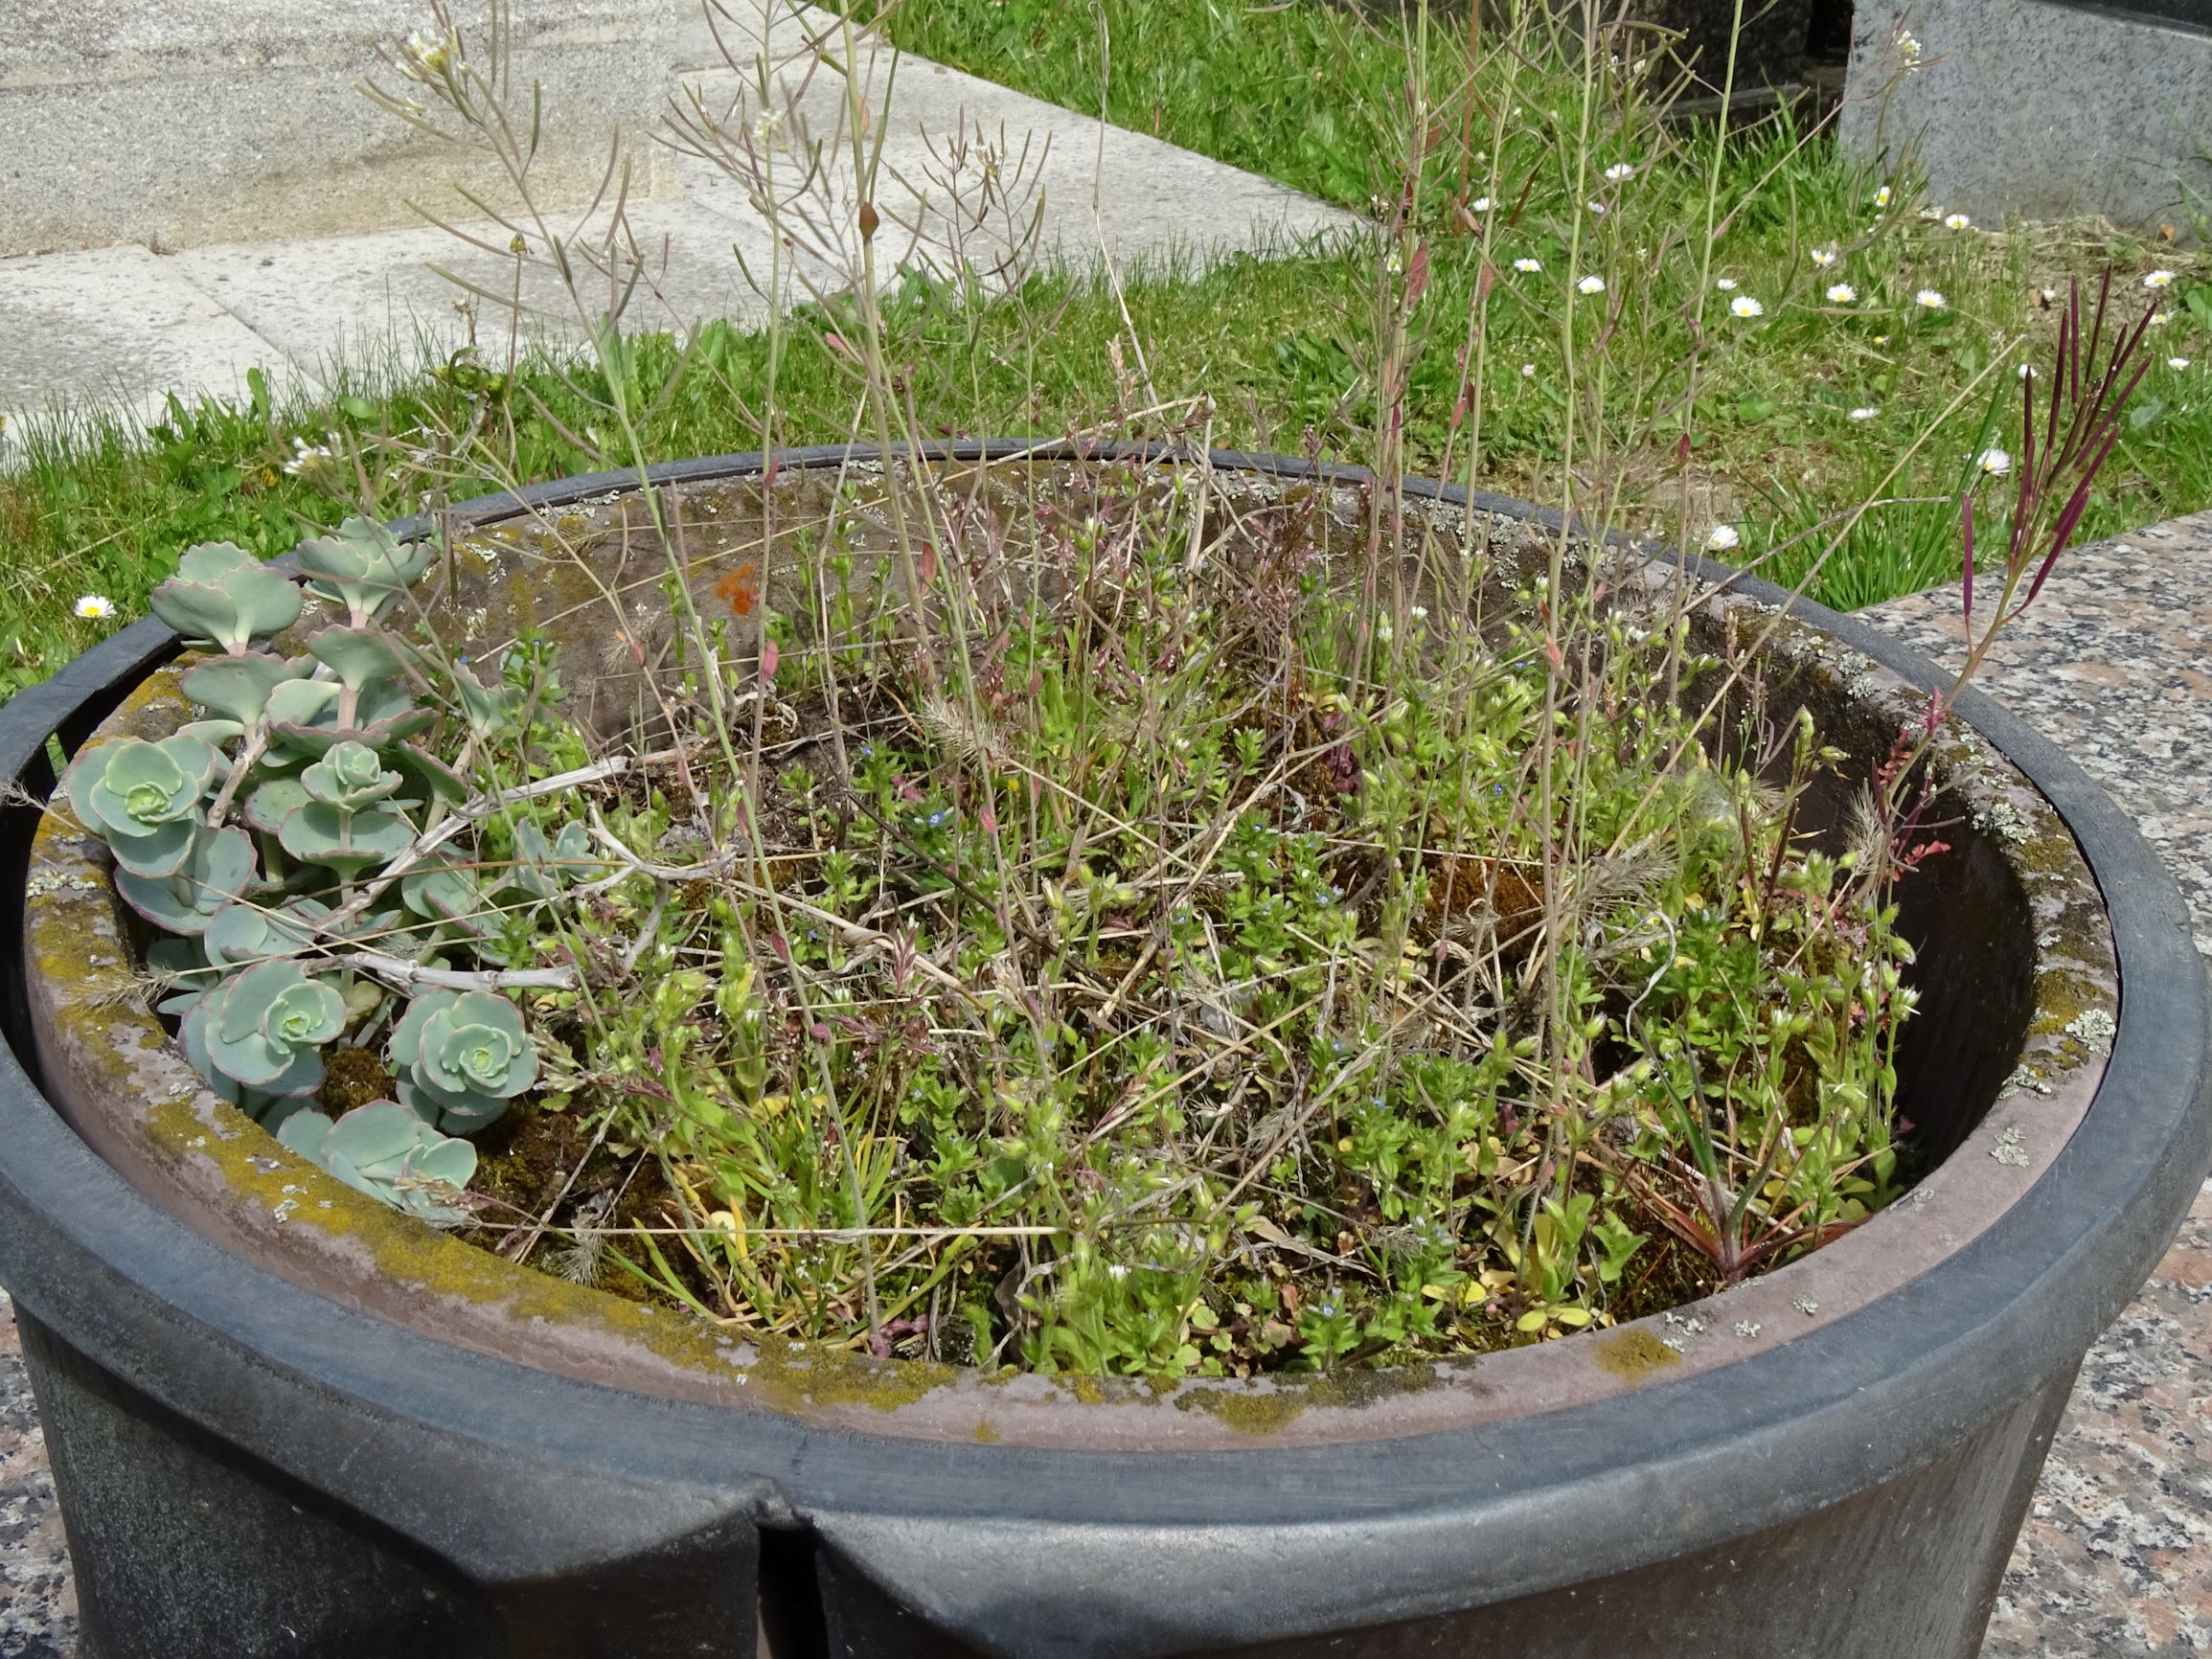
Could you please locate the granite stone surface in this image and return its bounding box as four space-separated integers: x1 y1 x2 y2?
0 514 2207 1651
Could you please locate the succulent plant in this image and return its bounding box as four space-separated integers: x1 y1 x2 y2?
113 824 257 935
197 959 346 1092
510 818 601 899
389 988 537 1131
176 653 309 744
295 518 435 626
275 1100 478 1223
300 741 405 811
203 899 321 967
148 542 303 655
64 736 220 877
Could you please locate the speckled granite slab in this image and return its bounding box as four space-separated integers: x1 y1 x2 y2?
0 515 2207 1655
1862 511 2212 1658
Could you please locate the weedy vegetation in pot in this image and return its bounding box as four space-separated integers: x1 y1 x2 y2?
45 0 2152 1377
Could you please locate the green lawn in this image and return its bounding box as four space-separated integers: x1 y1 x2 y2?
5 0 2209 702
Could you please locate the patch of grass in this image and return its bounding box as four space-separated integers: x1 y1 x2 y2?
8 0 2211 702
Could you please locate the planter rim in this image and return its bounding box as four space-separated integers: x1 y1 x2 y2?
3 440 2206 1653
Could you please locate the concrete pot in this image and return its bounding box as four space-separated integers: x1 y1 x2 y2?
3 443 2207 1658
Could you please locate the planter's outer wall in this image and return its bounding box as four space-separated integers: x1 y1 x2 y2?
2 443 2207 1659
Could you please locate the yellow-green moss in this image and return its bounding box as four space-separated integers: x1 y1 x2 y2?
1592 1329 1682 1381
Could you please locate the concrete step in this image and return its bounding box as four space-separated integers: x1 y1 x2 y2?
0 2 1354 442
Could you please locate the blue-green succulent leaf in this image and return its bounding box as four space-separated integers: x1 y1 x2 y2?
278 801 415 880
180 653 309 733
243 776 311 835
306 625 411 695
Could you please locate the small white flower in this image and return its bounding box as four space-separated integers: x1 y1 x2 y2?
1586 199 1608 216
2145 269 2177 289
282 435 336 476
2170 356 2192 370
1944 213 1972 230
2150 310 2173 327
1810 246 1838 268
2018 362 2035 378
1825 283 1858 304
400 26 452 80
1385 246 1404 275
1514 257 1543 273
1577 273 1607 295
1978 447 2013 477
1874 185 1894 209
74 595 115 620
1715 277 1739 291
1703 524 1741 552
1848 406 1880 420
1917 206 1942 222
1471 196 1496 212
1873 333 1891 346
1915 288 1948 310
1898 31 1922 61
1408 604 1429 620
1521 362 1537 377
1730 294 1765 318
750 106 785 147
1605 162 1636 183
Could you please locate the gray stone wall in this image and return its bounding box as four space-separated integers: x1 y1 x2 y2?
1841 0 2212 236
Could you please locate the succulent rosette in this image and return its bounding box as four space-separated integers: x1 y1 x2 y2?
294 518 435 625
147 541 303 655
389 989 538 1131
300 741 405 811
64 736 220 877
196 959 347 1094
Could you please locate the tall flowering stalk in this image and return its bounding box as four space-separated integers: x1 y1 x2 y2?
1956 272 2154 693
1864 270 2152 888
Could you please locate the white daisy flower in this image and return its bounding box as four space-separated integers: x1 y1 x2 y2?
282 436 336 476
1873 333 1891 345
1577 274 1607 294
1604 162 1636 183
1874 186 1893 209
1703 524 1742 552
1586 199 1608 216
1716 277 1739 290
2170 356 2192 370
1914 288 1948 310
1944 213 1972 231
1514 257 1543 273
1826 283 1858 304
1730 294 1765 318
1810 246 1838 267
1978 447 2013 477
1917 206 1942 222
1471 196 1496 212
2145 269 2177 289
2150 310 2173 327
1848 406 1880 420
74 595 116 620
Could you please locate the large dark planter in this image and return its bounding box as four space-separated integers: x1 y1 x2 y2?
2 443 2206 1659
